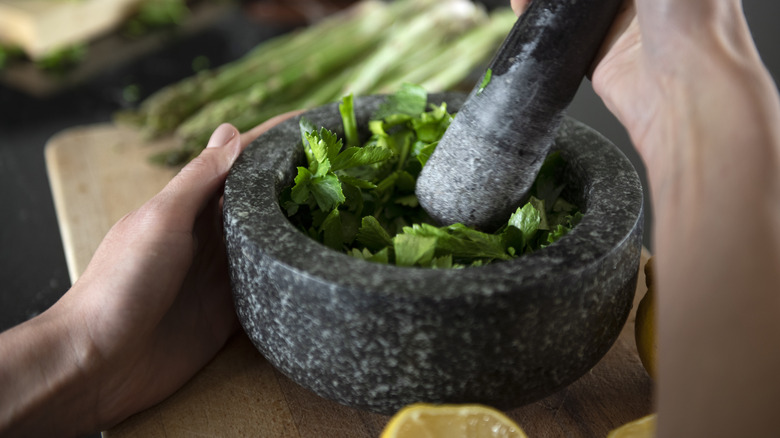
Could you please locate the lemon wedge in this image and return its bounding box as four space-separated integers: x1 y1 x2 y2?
607 413 657 438
635 257 657 378
380 403 528 438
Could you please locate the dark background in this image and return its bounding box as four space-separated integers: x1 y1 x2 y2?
1 0 778 333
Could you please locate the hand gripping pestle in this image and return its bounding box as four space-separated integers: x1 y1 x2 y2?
416 0 624 231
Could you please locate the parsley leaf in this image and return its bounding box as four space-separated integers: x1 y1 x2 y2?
331 145 392 171
372 83 428 120
310 173 345 212
283 85 581 268
506 201 541 253
356 216 394 252
393 234 437 267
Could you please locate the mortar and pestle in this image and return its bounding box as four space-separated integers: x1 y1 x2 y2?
223 0 643 414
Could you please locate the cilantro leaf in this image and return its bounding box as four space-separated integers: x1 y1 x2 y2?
430 254 454 269
310 173 345 211
393 233 437 267
356 216 393 252
394 194 418 207
321 209 343 250
414 141 437 167
305 133 332 176
331 145 393 171
528 196 549 230
545 211 583 246
290 167 313 205
400 223 510 262
338 174 377 190
410 103 452 144
508 201 541 250
349 247 390 264
372 83 427 120
299 118 317 164
283 85 581 269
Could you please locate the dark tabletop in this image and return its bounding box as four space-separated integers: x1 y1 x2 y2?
1 0 778 334
0 6 294 330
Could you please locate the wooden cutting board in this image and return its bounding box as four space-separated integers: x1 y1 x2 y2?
45 123 654 437
0 0 144 59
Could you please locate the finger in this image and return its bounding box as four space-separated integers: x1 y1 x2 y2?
588 0 637 79
150 123 243 230
510 0 530 16
153 110 304 231
240 109 305 149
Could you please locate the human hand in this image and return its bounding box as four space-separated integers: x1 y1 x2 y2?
509 0 775 183
510 2 780 437
65 113 300 429
61 123 245 428
0 112 299 437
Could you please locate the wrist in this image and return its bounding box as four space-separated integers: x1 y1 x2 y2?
0 302 100 437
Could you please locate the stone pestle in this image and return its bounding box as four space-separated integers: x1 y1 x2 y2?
416 0 624 231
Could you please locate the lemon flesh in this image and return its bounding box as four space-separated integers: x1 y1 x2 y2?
607 413 657 438
381 403 528 438
635 257 657 378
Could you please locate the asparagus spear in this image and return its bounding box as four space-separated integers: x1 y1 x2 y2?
339 0 487 97
397 8 518 92
174 0 451 149
136 0 388 138
139 1 517 166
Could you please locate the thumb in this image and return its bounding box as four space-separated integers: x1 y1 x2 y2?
152 123 242 230
510 0 530 16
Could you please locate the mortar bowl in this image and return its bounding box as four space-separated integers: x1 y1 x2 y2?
223 93 644 415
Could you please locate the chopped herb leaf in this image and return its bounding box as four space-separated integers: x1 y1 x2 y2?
283 86 581 268
394 234 437 267
372 83 428 120
339 94 359 148
477 68 492 95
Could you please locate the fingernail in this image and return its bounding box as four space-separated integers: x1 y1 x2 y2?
206 123 236 148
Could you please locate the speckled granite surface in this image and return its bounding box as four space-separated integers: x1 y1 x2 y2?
417 0 624 232
223 93 644 414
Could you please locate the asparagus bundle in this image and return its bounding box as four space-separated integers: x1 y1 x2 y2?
122 0 516 165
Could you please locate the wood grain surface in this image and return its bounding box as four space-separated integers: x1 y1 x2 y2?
45 123 654 437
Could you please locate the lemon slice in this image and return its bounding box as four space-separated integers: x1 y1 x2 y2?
380 403 528 438
635 257 657 378
607 413 657 438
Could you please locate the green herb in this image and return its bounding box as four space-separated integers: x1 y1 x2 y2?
372 82 428 120
122 0 518 166
0 44 11 70
477 68 492 95
282 86 582 268
338 94 359 148
124 0 189 37
0 44 26 71
35 44 87 73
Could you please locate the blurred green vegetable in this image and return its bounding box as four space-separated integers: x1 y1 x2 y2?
124 0 190 37
119 0 517 166
35 44 87 73
0 44 24 71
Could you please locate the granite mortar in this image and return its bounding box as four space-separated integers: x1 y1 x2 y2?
223 93 644 414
